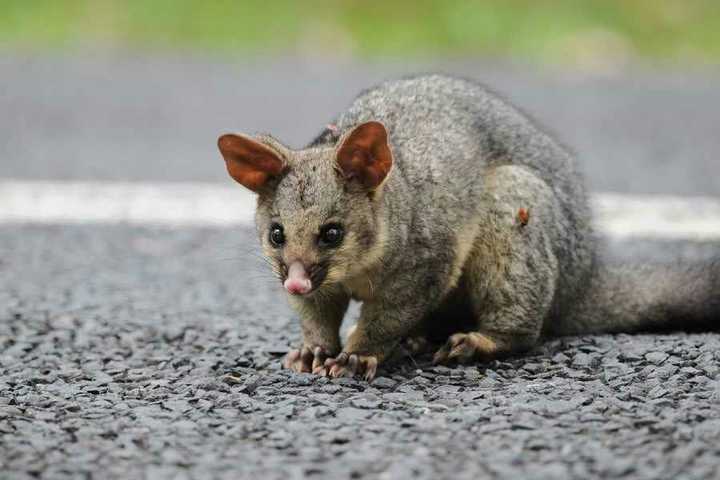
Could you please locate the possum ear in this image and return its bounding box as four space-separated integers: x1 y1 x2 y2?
217 134 286 193
336 121 393 189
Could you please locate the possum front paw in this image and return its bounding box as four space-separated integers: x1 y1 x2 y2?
283 346 333 374
324 352 379 381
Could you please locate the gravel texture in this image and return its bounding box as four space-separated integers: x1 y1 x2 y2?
2 224 720 479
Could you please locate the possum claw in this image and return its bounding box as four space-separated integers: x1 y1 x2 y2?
433 332 499 365
325 353 378 381
283 345 331 374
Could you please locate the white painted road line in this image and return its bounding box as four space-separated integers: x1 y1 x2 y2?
0 180 257 226
1 180 720 239
594 193 720 240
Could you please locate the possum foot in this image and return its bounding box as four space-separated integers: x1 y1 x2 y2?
433 332 499 364
283 346 333 374
324 352 379 381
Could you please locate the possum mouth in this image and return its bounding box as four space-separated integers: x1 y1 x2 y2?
281 261 328 296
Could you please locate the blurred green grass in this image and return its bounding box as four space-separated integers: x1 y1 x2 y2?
1 0 718 65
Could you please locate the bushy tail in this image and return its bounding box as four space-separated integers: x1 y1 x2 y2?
557 258 720 335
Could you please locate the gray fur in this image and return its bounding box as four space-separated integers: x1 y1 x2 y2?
233 74 718 374
553 258 720 335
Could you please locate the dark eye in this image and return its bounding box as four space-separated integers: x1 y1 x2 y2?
318 224 344 248
269 224 285 247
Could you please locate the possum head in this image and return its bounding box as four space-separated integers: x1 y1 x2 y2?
217 121 392 296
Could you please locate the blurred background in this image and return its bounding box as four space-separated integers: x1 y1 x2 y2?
1 0 719 194
2 0 719 63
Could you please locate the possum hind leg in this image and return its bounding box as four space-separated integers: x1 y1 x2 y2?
434 165 561 364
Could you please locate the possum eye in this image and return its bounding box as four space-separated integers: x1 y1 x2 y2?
318 223 344 248
269 224 285 247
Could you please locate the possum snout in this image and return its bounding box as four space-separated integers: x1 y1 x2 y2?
284 261 312 295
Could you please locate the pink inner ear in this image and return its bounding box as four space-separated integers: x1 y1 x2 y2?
337 121 392 189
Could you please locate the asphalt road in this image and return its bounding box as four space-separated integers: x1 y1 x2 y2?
2 226 720 479
1 54 719 195
1 55 720 479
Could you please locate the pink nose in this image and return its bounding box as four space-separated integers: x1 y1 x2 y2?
283 261 312 295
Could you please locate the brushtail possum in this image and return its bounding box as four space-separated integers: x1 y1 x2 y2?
217 74 719 381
